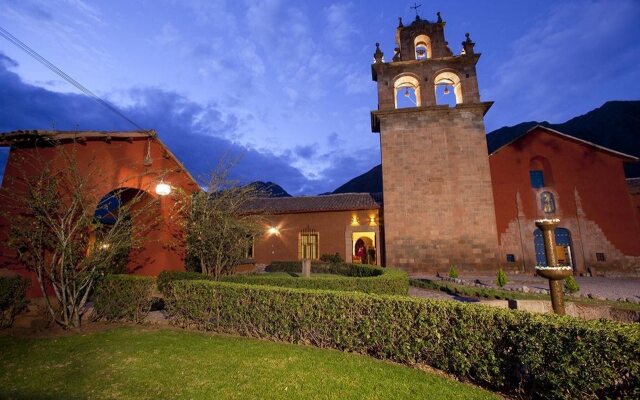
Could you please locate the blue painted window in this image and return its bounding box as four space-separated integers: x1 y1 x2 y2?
530 170 544 188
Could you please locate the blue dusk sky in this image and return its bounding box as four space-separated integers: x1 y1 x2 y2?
0 0 639 194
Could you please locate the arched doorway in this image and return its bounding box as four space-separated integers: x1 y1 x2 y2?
533 228 574 269
352 233 375 265
92 188 155 274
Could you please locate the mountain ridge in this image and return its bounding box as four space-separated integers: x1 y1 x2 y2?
331 100 640 194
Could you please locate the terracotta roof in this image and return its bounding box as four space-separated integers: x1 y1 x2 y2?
489 125 639 161
628 178 640 195
244 193 383 214
0 129 199 187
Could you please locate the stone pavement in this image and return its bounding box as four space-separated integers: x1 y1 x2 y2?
411 274 640 302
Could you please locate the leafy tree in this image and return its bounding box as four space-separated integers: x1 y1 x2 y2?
2 147 162 328
448 266 458 279
185 163 263 279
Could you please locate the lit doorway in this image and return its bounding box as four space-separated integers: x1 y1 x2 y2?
352 232 376 265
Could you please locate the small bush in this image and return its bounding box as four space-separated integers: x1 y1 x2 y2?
448 265 458 279
0 275 30 328
564 276 580 294
93 275 155 323
157 270 214 294
319 253 343 263
496 269 507 288
165 280 640 400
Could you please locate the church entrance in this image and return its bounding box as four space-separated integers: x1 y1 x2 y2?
352 232 376 265
534 228 574 269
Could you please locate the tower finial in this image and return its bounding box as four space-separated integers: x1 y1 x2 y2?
462 32 476 55
398 17 403 28
437 12 443 23
373 42 384 63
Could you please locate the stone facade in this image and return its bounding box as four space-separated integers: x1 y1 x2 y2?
371 15 500 274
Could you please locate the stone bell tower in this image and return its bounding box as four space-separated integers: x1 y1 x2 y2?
371 12 499 273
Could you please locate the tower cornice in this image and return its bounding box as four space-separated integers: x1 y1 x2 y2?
371 102 493 132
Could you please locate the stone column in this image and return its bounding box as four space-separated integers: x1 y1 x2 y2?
302 259 311 278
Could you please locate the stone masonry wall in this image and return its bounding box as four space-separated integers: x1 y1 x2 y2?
378 104 499 274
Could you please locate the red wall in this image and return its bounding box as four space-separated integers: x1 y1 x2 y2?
490 128 640 256
0 137 198 297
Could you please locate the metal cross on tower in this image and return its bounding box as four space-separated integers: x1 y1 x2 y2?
410 2 422 17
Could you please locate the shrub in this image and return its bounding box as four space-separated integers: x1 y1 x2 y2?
319 253 343 263
448 265 458 279
496 269 507 288
165 280 640 400
0 275 29 328
92 275 155 323
564 276 580 294
247 261 407 295
157 270 214 294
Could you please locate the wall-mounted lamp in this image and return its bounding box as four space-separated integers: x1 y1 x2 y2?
351 216 360 226
267 226 280 235
155 180 172 196
369 216 377 226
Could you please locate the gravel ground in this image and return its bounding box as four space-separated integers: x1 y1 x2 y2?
411 274 640 301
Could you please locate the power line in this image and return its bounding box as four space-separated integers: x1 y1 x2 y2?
0 25 146 131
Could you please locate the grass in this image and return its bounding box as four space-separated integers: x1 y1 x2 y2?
0 327 498 400
410 278 640 311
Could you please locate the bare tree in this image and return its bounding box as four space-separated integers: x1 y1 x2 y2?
185 162 263 279
2 146 164 329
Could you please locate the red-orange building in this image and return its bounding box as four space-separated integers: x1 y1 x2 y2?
489 125 640 277
246 194 382 266
0 130 199 297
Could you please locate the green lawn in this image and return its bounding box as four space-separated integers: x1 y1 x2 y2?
0 327 498 400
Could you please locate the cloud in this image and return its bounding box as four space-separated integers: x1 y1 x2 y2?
485 0 640 125
325 3 358 50
0 52 312 194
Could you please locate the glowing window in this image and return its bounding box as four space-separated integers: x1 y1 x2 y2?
299 231 319 260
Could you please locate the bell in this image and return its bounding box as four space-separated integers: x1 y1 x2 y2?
444 86 450 95
404 88 410 97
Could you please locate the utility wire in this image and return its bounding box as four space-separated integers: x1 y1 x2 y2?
0 25 146 131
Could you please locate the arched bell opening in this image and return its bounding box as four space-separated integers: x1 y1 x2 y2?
433 71 463 106
413 34 432 60
394 74 421 109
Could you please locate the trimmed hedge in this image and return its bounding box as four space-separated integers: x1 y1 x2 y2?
158 263 409 296
93 275 155 323
265 261 382 277
240 261 407 295
0 275 29 328
165 280 640 400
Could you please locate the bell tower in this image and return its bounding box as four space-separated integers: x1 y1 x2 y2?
371 12 499 273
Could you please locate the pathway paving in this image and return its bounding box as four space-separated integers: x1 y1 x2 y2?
411 274 640 302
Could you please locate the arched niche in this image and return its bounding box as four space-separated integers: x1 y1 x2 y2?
433 70 463 105
413 34 432 60
393 74 421 109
